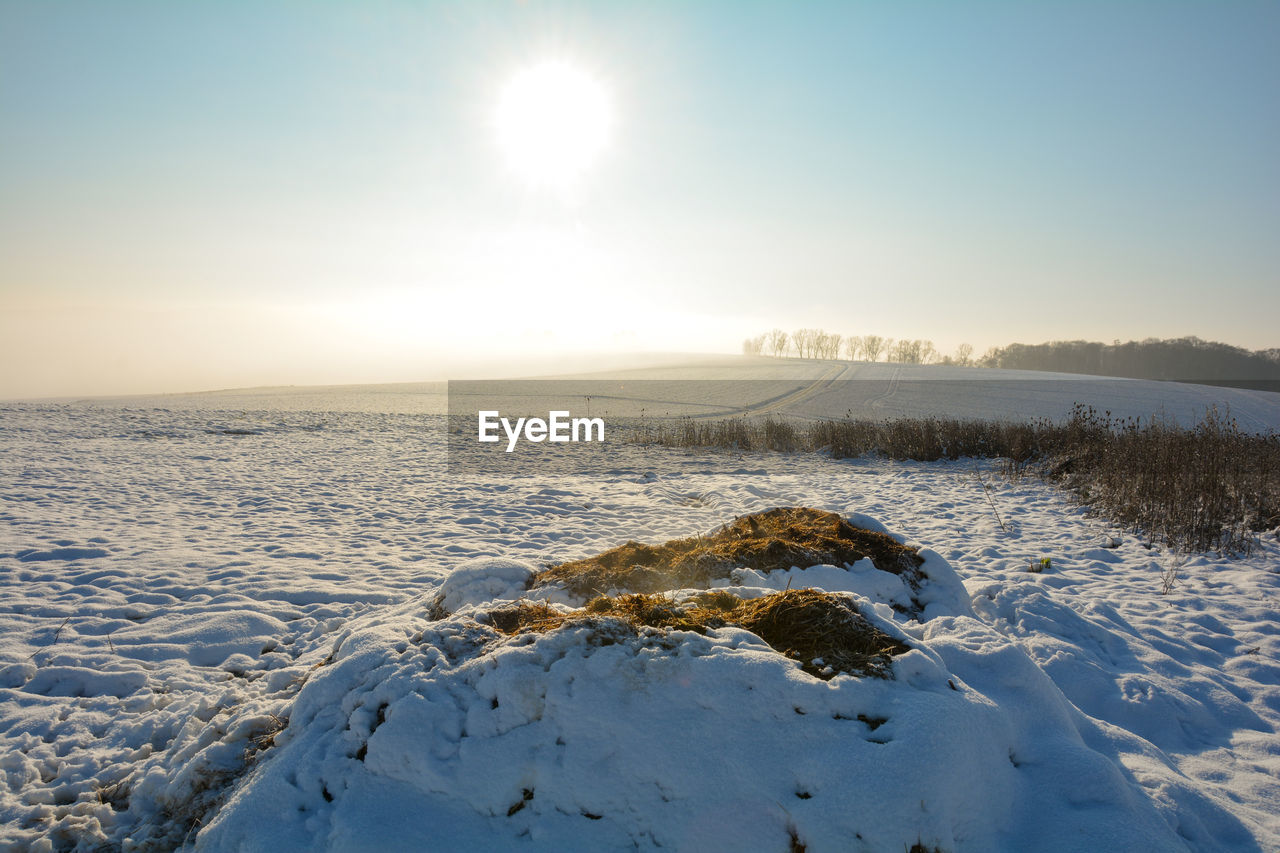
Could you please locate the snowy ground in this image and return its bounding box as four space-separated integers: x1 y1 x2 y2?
517 356 1280 429
1 388 1278 851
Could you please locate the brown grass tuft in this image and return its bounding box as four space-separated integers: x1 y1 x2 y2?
485 601 568 634
734 589 909 679
534 507 923 598
485 588 907 680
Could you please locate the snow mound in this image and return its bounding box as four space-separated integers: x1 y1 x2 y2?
436 558 537 613
108 611 291 668
193 516 1243 852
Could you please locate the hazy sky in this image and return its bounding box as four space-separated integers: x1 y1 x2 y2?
3 1 1278 397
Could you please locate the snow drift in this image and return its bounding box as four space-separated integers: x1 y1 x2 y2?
196 511 1247 852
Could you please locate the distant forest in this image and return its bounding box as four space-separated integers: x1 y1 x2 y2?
743 331 1280 390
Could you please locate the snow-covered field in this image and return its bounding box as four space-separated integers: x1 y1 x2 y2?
2 381 1279 851
445 356 1280 427
512 356 1280 429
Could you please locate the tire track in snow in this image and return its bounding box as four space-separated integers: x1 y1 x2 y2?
717 363 850 419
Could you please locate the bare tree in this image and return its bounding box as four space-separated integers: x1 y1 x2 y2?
813 330 831 360
806 329 822 359
811 330 840 360
885 339 936 365
751 330 991 367
792 328 818 359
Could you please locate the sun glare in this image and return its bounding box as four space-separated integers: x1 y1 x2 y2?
494 61 612 191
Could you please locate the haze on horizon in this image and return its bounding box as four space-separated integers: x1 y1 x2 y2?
2 1 1278 399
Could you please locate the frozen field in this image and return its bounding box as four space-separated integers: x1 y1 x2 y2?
2 383 1279 851
514 356 1280 429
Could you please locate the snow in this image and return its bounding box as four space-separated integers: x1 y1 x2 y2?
502 357 1280 430
1 383 1278 851
437 559 537 613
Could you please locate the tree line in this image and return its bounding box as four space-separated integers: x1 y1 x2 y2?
742 329 974 366
981 337 1280 383
743 331 1280 384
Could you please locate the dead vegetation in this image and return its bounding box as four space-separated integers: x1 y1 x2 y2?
483 588 910 680
624 406 1280 556
468 508 920 678
532 507 924 599
247 713 289 755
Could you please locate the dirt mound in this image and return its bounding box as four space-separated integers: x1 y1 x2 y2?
533 507 924 598
483 588 909 680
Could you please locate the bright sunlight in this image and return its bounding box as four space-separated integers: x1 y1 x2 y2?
494 60 612 191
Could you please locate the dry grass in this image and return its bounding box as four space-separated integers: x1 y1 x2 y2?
1035 405 1279 554
733 589 909 679
632 412 1035 462
246 714 289 755
625 407 1280 556
484 588 909 680
485 601 568 634
469 509 921 679
533 507 924 599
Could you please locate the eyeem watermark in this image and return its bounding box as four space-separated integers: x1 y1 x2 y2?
478 410 605 452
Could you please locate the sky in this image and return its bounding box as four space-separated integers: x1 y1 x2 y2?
2 1 1278 397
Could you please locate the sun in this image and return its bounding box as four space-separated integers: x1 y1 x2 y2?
494 61 612 191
